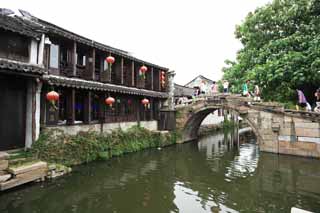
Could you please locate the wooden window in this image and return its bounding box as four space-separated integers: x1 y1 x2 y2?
49 44 59 69
95 57 101 81
76 54 86 66
0 30 29 62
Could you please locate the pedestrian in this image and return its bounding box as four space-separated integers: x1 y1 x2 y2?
242 80 251 97
212 82 218 94
296 89 308 111
314 88 320 112
223 80 229 93
254 85 261 101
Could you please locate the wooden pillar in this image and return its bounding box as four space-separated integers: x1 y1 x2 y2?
91 48 95 80
66 88 75 125
120 57 124 85
151 67 154 90
83 91 91 124
150 98 153 120
72 41 77 77
131 61 135 86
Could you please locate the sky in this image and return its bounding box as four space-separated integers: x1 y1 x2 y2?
3 0 271 85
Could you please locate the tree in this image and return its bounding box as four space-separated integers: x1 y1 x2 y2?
223 0 320 104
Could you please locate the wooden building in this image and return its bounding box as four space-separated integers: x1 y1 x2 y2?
0 9 170 151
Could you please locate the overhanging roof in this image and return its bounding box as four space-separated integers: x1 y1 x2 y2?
0 58 46 75
0 14 46 39
43 75 168 98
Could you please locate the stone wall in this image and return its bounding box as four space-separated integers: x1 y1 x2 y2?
46 120 158 135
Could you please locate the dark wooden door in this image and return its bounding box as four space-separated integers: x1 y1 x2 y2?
0 75 26 151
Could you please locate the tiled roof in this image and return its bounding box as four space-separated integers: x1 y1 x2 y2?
0 14 46 38
0 58 46 74
37 18 169 71
0 13 169 71
43 75 168 98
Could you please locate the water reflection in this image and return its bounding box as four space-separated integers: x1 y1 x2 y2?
1 130 320 213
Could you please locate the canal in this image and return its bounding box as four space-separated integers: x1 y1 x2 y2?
1 131 320 213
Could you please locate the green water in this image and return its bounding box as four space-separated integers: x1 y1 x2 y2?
1 132 320 213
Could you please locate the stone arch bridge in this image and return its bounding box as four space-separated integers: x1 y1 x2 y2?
175 95 320 158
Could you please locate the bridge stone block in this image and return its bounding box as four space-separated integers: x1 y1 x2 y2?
294 122 320 129
295 128 320 138
297 137 320 144
279 128 295 136
277 141 320 158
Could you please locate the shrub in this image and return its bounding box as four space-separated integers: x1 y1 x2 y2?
31 126 177 166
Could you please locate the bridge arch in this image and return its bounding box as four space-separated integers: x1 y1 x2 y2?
180 105 262 143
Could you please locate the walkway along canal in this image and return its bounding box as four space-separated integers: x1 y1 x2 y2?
1 130 319 213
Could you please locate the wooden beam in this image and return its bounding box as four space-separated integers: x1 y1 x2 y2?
99 93 105 122
66 88 75 125
91 48 95 80
72 41 77 77
151 67 154 90
83 91 91 124
131 61 135 87
120 57 124 85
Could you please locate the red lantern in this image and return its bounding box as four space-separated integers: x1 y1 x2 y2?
140 65 148 73
142 98 149 108
46 91 59 102
105 96 115 107
128 99 132 105
139 65 148 79
106 56 115 64
160 71 166 88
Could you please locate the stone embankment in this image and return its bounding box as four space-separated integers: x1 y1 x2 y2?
0 127 176 191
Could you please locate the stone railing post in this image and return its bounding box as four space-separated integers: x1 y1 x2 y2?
166 70 175 110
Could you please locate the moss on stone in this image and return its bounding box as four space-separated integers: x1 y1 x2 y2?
31 126 176 167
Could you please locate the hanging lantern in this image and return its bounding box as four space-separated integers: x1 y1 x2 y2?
105 55 115 73
160 71 166 88
139 65 148 79
141 98 149 108
106 56 115 64
46 90 59 111
46 91 59 102
128 99 132 105
105 96 115 107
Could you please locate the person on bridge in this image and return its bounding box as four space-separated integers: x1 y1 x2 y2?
223 80 229 93
212 82 218 94
296 89 308 111
254 85 261 101
314 88 320 112
242 80 251 97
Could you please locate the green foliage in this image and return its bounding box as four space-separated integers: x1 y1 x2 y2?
223 0 320 103
31 126 177 166
222 119 236 130
217 80 224 93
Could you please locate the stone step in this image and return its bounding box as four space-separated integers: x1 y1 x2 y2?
0 160 8 171
0 168 46 191
8 161 47 175
0 152 9 160
0 171 11 183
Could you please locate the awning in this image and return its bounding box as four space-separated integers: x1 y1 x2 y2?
43 74 168 99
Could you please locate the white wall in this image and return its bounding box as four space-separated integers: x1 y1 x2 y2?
46 121 159 135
